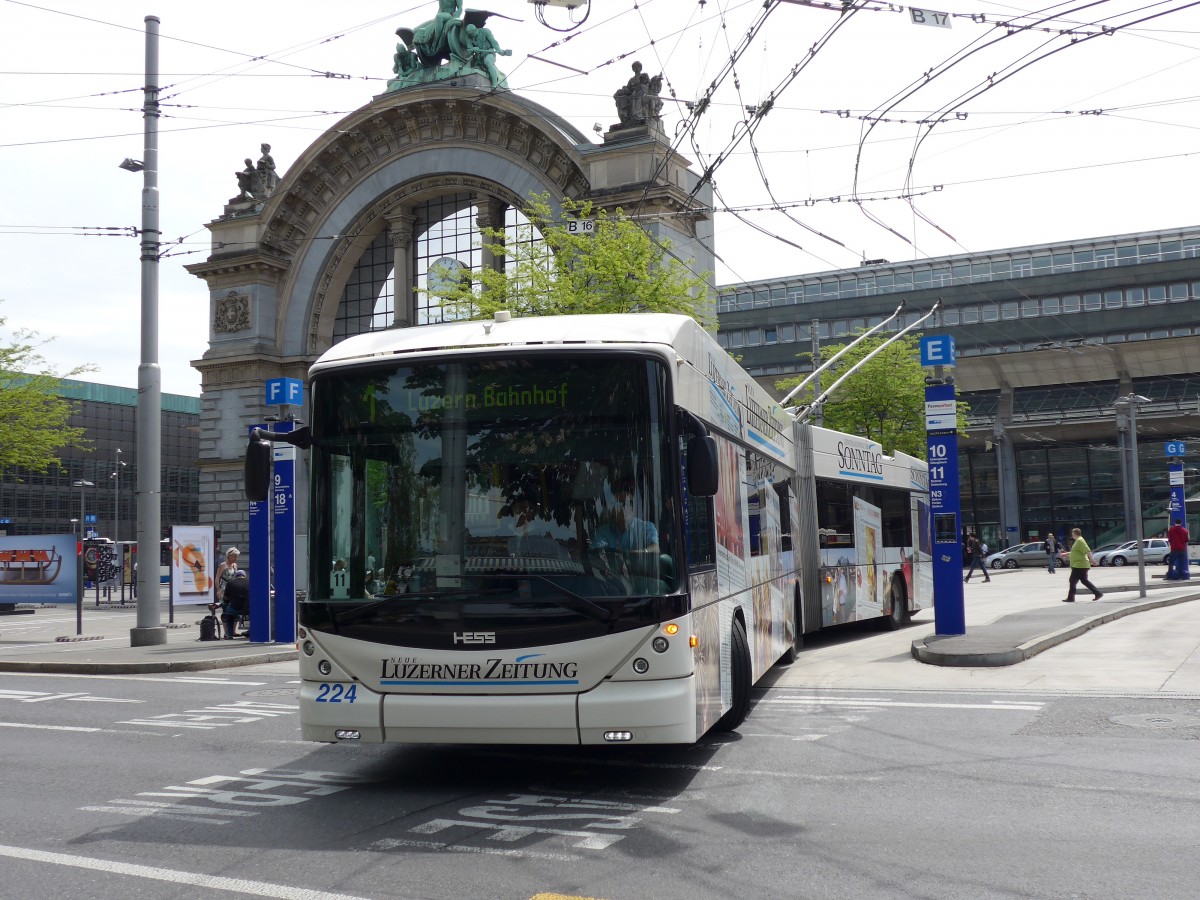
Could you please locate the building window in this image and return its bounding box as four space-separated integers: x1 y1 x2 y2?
1104 290 1123 309
1001 301 1018 320
1170 284 1188 301
1042 296 1060 315
1083 293 1102 311
333 232 393 343
1062 295 1080 313
1126 287 1145 307
1147 285 1167 304
981 303 999 322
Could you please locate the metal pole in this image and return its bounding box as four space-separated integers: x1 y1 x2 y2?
132 15 166 647
1128 398 1147 598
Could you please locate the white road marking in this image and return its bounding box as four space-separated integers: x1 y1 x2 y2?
0 672 269 686
0 843 373 900
763 696 1044 711
0 721 100 733
372 836 579 862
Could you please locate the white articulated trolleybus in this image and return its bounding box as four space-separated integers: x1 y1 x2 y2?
246 311 931 746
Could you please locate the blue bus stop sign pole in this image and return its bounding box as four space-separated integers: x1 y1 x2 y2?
1166 441 1189 580
920 336 966 636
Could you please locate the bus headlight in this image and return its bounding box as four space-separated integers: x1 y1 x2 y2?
632 657 650 674
302 641 315 656
318 659 332 676
651 636 669 653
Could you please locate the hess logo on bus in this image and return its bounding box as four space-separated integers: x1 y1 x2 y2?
453 631 496 645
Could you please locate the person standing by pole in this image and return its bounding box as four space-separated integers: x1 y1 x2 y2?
963 532 991 583
1044 531 1059 575
1065 527 1103 602
1166 518 1190 580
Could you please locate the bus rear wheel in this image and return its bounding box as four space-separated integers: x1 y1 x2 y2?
780 586 803 664
714 617 752 732
883 578 909 631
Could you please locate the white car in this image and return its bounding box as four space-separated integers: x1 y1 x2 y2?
1107 538 1171 566
1093 541 1136 566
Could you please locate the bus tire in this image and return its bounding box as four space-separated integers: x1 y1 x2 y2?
883 577 909 631
715 617 752 732
781 586 803 664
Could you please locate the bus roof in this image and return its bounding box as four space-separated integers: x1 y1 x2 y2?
310 313 711 374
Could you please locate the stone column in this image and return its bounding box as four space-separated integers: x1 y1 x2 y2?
476 196 508 276
386 210 415 328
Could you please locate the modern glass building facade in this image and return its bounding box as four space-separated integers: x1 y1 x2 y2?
0 380 200 539
717 226 1200 550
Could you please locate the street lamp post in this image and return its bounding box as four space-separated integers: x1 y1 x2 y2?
1116 393 1150 599
73 479 94 541
125 15 166 647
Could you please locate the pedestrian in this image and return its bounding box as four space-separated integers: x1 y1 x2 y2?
1064 527 1103 602
214 547 240 603
1166 518 1190 580
1044 531 1059 574
964 532 991 583
220 570 249 639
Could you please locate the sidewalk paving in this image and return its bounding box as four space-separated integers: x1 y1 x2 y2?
912 564 1200 666
2 565 1197 675
0 602 297 675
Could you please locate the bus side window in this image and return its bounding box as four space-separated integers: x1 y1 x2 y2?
685 495 716 570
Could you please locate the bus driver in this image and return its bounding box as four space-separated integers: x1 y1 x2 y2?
593 481 659 555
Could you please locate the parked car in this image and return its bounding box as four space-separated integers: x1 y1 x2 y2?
1107 538 1170 566
987 542 1052 569
1090 542 1128 566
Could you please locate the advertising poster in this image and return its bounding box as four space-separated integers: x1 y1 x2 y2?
170 525 215 607
714 435 749 597
853 496 884 617
0 534 78 604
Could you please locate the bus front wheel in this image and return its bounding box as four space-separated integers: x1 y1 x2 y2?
714 618 752 732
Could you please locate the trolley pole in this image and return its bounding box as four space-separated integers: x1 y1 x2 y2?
131 15 166 646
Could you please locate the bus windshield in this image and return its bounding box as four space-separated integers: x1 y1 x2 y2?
309 354 678 606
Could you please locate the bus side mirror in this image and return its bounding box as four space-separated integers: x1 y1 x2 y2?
245 430 272 502
678 408 718 497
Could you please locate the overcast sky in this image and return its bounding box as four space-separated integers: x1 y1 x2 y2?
4 0 1199 397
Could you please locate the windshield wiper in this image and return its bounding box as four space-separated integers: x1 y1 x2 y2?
483 572 615 623
331 587 509 628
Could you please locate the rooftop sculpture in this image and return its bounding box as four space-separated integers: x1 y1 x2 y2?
613 61 664 130
388 1 515 92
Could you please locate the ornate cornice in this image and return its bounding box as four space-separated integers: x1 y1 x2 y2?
260 95 590 261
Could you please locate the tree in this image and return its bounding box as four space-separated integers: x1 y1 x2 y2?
0 305 93 474
774 332 969 458
426 193 714 326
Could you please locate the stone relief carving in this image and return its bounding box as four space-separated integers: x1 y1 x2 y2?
213 291 250 333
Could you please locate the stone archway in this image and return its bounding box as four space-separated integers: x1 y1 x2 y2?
187 84 712 554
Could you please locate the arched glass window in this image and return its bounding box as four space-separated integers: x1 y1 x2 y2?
333 194 543 342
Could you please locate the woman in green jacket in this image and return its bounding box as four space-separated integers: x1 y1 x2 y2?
1065 528 1104 602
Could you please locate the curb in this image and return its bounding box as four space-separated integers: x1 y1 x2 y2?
911 592 1200 667
0 648 298 675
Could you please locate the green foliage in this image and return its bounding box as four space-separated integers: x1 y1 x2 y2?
775 332 970 458
424 193 713 326
0 305 94 474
